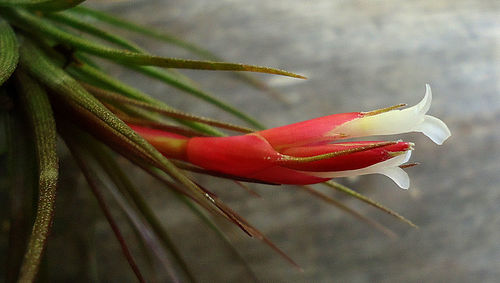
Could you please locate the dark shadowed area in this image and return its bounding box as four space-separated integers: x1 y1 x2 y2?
10 0 497 282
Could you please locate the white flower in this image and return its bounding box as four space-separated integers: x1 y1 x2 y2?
306 150 413 189
330 84 451 145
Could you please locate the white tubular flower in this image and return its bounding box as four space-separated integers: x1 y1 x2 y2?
330 84 451 145
305 150 413 189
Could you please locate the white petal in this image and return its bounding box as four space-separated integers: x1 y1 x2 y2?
419 84 433 113
378 167 410 189
329 84 451 145
414 115 451 145
304 151 412 189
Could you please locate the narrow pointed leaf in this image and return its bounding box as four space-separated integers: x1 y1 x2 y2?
176 195 260 281
68 6 291 101
7 9 305 78
17 39 228 224
234 181 261 198
86 139 197 282
145 165 301 270
323 181 418 228
194 182 302 270
4 95 37 283
46 12 143 52
0 0 84 11
125 65 265 129
133 163 260 280
48 14 263 127
84 82 255 133
0 18 18 86
14 71 58 283
67 60 223 136
102 169 181 283
69 6 218 58
115 116 207 138
299 186 397 238
63 136 147 283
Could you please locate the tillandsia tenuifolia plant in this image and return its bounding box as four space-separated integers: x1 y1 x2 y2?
0 1 451 282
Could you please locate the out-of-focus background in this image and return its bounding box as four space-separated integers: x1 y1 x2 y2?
45 0 500 282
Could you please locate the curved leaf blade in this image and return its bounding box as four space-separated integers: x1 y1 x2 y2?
0 0 85 11
0 18 18 86
323 181 418 228
62 135 147 283
67 61 224 136
126 65 265 129
68 6 292 102
4 90 37 283
85 140 196 282
14 71 58 283
44 12 264 128
299 185 397 238
17 39 235 235
46 12 143 52
83 83 255 134
7 8 305 78
69 6 217 58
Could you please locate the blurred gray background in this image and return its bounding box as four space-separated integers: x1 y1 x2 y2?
54 0 499 282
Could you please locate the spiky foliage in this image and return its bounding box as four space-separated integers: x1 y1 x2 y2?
0 1 415 281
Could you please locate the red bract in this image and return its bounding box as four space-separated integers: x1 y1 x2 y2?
129 85 450 189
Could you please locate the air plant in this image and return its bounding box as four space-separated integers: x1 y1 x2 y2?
0 1 450 282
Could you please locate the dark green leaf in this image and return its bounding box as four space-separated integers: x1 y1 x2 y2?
14 70 58 283
85 139 197 282
18 39 237 231
126 65 265 129
69 6 218 58
4 90 37 283
46 11 264 127
0 18 18 86
46 12 143 52
68 61 224 136
0 0 85 11
7 8 305 78
68 6 291 101
62 134 147 283
83 83 256 134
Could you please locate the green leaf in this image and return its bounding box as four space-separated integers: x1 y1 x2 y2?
85 139 197 282
68 6 291 102
176 195 260 281
143 166 302 271
112 117 208 138
299 185 397 238
46 12 143 52
18 39 237 233
67 60 224 136
4 90 37 283
57 7 271 114
68 6 217 58
50 12 264 128
14 70 58 283
0 17 18 86
83 82 256 134
7 8 305 78
0 0 85 11
323 181 418 228
126 65 265 129
62 134 147 283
